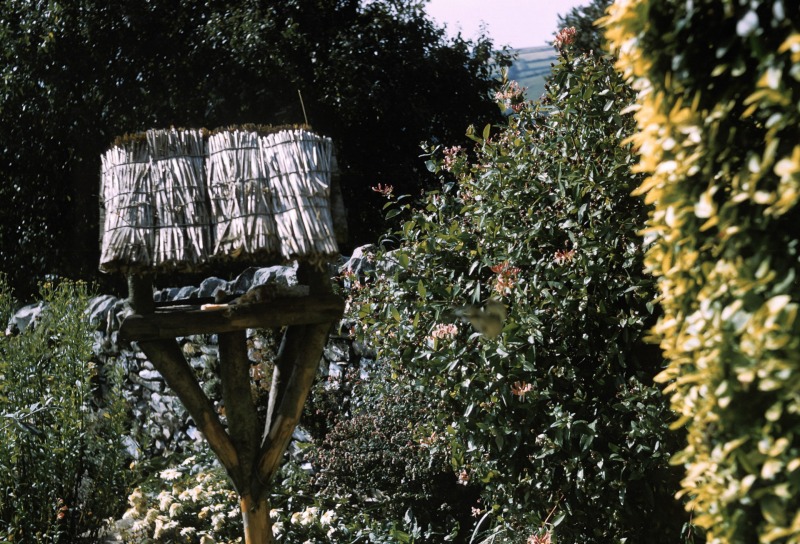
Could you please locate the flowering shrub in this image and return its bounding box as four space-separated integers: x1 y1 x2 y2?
310 370 477 541
110 453 243 543
110 441 452 543
347 32 689 543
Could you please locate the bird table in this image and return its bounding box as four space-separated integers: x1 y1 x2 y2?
101 127 347 543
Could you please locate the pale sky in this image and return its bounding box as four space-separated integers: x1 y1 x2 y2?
425 0 590 49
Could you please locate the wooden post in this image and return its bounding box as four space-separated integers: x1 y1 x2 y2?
220 330 273 543
240 494 272 544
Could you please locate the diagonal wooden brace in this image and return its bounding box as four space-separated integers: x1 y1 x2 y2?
137 339 240 480
252 319 332 501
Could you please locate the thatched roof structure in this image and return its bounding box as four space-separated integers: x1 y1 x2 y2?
99 127 343 275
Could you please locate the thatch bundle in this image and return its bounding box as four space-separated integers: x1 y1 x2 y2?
149 129 210 269
100 138 154 273
261 129 338 264
99 127 340 275
100 129 210 274
207 130 280 261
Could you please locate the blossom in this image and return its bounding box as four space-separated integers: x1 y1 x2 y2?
494 80 527 111
457 469 470 485
168 502 182 518
430 323 458 340
160 468 182 481
371 183 394 197
320 509 337 527
491 261 521 294
528 530 553 544
554 248 576 265
442 145 463 171
157 490 173 511
511 381 534 399
553 27 577 50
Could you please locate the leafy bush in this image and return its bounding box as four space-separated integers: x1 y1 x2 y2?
310 368 478 541
348 35 689 543
603 1 800 542
0 278 132 542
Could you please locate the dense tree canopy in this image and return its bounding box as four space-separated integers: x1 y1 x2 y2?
0 0 509 299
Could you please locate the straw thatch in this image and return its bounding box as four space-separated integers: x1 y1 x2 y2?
260 129 338 264
149 129 210 269
99 138 154 273
99 129 210 274
99 127 341 275
206 130 280 261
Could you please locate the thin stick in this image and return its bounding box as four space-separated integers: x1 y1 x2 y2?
297 90 309 126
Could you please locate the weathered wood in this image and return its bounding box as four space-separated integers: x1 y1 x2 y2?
219 330 259 493
252 320 332 501
137 339 239 478
240 494 272 544
253 264 333 499
119 294 344 341
127 274 155 314
264 325 305 440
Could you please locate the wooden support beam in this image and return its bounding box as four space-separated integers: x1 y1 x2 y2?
264 325 305 440
219 330 259 494
138 339 240 480
252 320 332 501
119 294 344 342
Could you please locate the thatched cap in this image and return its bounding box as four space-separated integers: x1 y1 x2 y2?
99 127 345 276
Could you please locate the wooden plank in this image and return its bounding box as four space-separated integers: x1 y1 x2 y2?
119 294 344 341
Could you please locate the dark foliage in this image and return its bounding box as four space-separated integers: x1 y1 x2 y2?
0 0 509 299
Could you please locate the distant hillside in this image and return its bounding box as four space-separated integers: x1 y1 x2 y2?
507 46 558 102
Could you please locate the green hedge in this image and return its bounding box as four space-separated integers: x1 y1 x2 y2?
603 1 800 541
349 37 688 543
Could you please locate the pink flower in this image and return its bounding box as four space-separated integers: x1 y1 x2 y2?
511 381 534 399
371 183 394 197
430 323 458 340
554 248 576 265
491 261 521 294
528 531 553 544
442 145 463 172
494 80 527 110
554 27 577 50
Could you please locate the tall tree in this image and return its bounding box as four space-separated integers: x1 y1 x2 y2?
0 0 509 299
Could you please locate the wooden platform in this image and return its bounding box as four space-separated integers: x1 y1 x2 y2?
120 294 345 341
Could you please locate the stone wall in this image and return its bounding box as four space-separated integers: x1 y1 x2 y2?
6 246 379 460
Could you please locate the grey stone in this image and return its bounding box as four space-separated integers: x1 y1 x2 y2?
174 286 198 300
339 244 377 282
199 277 228 298
253 264 298 288
230 267 258 294
323 342 349 363
328 362 343 380
353 340 377 360
86 295 119 330
7 301 45 334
